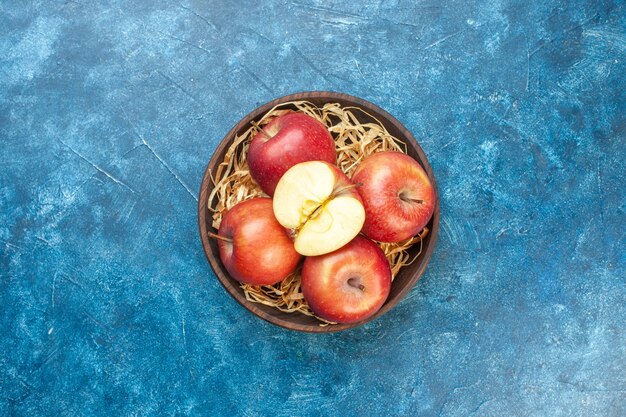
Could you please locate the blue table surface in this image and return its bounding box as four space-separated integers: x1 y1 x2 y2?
1 0 624 416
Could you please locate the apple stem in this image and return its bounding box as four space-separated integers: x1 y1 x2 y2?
348 278 365 291
332 182 361 197
208 232 232 243
399 192 423 204
252 122 274 140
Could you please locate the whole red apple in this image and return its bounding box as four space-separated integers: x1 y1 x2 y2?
247 112 336 196
301 236 391 324
352 151 435 243
211 198 301 285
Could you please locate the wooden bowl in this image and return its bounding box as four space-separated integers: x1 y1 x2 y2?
198 91 439 333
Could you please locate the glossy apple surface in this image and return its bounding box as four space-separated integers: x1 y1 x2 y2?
214 198 301 285
352 151 435 243
247 112 336 196
301 236 391 323
273 161 365 256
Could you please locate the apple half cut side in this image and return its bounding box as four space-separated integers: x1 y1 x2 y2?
273 161 365 256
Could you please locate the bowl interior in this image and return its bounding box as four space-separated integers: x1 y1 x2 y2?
198 91 439 333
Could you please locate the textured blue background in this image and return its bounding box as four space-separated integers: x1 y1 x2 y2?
1 0 625 416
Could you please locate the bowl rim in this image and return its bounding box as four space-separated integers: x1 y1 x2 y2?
198 91 440 333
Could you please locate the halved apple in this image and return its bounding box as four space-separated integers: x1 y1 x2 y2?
273 161 365 256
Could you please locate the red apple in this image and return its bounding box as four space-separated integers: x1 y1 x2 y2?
352 151 435 243
301 236 391 323
273 161 365 256
247 112 336 196
211 198 301 285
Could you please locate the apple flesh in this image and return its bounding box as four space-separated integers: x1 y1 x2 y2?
273 161 365 256
301 236 391 323
247 112 336 196
352 151 435 243
212 198 301 285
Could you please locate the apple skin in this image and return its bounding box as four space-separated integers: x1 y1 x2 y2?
215 198 301 285
247 112 336 196
352 151 435 243
301 235 391 324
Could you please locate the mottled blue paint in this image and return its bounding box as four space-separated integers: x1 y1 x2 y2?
1 0 625 416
